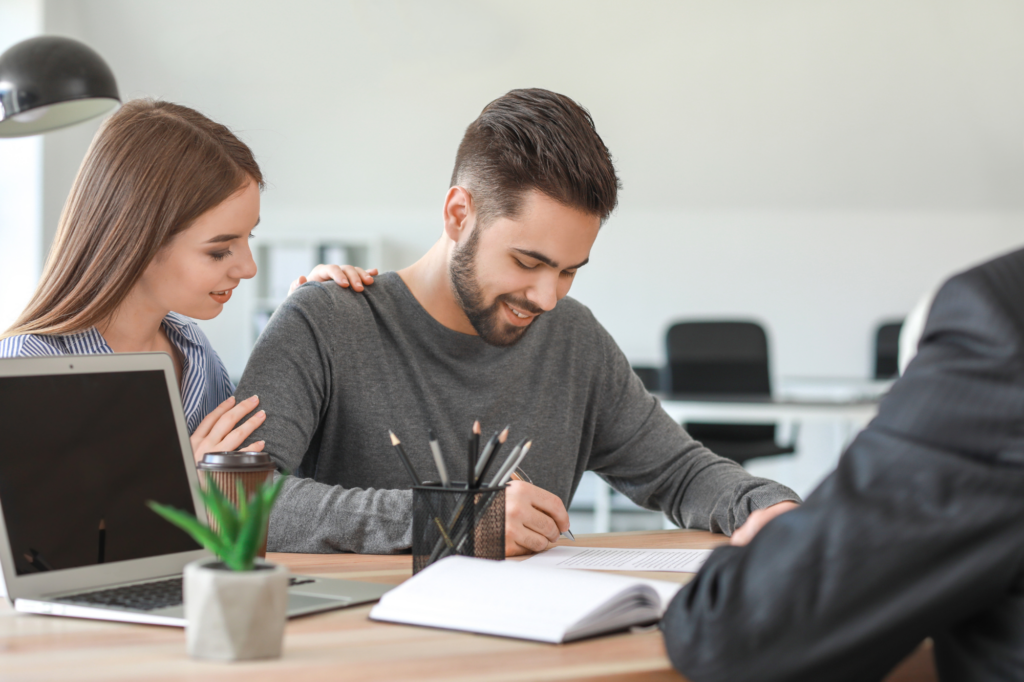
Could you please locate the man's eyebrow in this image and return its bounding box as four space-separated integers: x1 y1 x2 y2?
512 248 589 271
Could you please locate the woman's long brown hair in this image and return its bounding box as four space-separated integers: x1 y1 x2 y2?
3 99 264 339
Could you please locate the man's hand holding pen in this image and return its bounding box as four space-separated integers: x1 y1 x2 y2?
504 479 571 556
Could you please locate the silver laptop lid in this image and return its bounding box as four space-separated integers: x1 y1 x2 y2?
0 353 210 602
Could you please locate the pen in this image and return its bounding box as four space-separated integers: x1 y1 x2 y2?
427 429 450 487
389 430 422 487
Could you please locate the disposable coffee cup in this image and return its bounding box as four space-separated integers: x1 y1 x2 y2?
196 452 277 557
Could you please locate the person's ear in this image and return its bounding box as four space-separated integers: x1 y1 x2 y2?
443 186 474 243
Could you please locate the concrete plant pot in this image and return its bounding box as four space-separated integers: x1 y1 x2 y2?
183 558 288 661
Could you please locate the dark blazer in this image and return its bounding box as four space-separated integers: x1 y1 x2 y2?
660 247 1024 682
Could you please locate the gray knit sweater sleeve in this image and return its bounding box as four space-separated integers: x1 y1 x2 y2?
586 314 801 534
235 294 413 554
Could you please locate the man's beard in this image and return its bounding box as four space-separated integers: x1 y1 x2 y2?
449 228 541 347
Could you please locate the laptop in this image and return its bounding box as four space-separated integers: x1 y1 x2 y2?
0 352 391 626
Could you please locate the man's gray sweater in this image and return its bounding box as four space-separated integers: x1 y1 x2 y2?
235 272 800 553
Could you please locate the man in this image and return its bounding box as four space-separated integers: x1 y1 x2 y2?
236 88 799 555
661 248 1024 681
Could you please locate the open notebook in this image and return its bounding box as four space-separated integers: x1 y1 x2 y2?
369 556 684 643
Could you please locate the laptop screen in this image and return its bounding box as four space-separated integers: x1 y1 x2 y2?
0 370 199 576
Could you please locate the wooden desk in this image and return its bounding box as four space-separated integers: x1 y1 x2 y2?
0 530 934 681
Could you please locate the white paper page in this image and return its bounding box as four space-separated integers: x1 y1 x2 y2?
369 556 662 643
521 546 713 573
634 578 685 612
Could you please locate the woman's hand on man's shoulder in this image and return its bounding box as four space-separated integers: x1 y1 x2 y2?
289 265 378 295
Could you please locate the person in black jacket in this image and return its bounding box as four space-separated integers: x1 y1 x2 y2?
660 247 1024 682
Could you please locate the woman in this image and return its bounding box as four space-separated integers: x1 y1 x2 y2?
0 99 374 460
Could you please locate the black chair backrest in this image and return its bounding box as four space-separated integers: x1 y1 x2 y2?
631 366 660 393
874 321 903 379
665 321 771 396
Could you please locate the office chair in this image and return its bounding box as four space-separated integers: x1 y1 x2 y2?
874 321 903 379
665 321 797 465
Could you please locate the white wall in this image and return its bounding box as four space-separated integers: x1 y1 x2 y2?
31 0 1024 378
0 0 43 334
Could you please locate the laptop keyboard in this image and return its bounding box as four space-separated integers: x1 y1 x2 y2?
55 576 317 611
56 577 183 611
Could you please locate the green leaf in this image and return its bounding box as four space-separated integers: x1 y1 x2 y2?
262 474 286 509
230 491 264 571
147 501 229 561
149 470 289 572
197 481 240 544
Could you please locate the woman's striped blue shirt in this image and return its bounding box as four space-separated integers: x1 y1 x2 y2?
0 312 233 435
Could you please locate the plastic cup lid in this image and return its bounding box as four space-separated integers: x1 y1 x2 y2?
197 451 275 471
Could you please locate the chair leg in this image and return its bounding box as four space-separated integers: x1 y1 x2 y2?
784 420 802 450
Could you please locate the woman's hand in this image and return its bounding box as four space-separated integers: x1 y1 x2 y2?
289 265 378 295
189 395 266 464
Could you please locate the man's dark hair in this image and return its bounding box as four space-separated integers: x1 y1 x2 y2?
450 88 621 225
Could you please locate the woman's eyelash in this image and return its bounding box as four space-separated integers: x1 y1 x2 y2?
210 250 232 261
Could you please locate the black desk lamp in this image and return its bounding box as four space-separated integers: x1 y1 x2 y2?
0 35 120 138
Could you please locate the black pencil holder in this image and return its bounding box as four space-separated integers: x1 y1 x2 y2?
412 484 505 574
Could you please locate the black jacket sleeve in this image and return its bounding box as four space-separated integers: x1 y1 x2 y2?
659 255 1024 682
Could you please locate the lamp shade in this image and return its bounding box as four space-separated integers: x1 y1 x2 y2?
0 36 120 138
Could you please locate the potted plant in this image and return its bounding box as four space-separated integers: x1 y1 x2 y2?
148 475 287 661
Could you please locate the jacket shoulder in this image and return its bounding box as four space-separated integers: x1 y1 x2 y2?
924 248 1024 358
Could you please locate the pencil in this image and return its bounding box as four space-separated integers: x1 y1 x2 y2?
468 420 481 488
474 426 509 485
488 437 528 488
427 429 450 487
475 430 499 480
448 441 534 556
497 440 532 486
389 430 422 486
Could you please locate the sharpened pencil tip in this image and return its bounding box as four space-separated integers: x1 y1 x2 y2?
389 431 400 446
473 420 481 434
498 427 509 442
